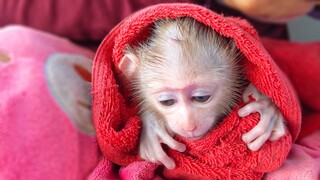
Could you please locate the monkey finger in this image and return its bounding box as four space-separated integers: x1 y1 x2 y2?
139 137 159 161
145 147 165 165
242 83 263 103
238 99 270 117
269 115 286 141
242 84 256 103
151 142 176 169
139 144 153 161
140 152 148 161
160 132 186 152
156 153 176 170
247 119 275 151
268 130 284 141
242 108 274 143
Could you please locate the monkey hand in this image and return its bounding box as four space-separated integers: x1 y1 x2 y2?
238 83 286 151
139 112 186 170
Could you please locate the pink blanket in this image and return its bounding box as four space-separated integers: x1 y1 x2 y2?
0 25 99 179
266 130 320 179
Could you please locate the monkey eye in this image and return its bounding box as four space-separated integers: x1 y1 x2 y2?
159 99 175 106
192 95 211 103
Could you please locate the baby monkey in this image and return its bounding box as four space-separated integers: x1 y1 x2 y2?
119 17 286 169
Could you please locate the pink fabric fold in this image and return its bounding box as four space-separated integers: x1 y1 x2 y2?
266 130 320 179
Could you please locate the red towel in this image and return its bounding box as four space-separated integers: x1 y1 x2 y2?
92 3 301 179
261 38 320 141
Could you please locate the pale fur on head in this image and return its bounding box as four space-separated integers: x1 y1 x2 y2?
125 17 246 121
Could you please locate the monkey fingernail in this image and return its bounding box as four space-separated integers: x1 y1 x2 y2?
169 160 176 169
269 137 279 141
164 160 176 169
242 135 249 143
238 110 248 117
167 164 176 170
247 144 259 151
178 144 187 152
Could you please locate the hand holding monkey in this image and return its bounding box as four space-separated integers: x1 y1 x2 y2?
139 83 286 169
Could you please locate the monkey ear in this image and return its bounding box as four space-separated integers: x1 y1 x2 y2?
119 54 138 79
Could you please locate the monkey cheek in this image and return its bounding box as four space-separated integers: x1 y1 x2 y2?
193 123 216 139
168 126 188 138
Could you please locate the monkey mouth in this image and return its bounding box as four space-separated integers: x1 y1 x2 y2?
188 135 203 140
182 133 205 140
176 128 212 140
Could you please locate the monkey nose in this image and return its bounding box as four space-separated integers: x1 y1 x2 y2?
182 121 196 132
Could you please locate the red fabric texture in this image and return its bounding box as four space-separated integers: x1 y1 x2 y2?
92 3 301 179
261 38 320 141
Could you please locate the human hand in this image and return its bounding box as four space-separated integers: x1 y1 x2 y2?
139 112 186 169
223 0 320 22
238 83 286 151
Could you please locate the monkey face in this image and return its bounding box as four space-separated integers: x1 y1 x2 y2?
150 82 223 140
118 17 244 140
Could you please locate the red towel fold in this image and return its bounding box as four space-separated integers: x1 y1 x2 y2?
92 3 301 179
